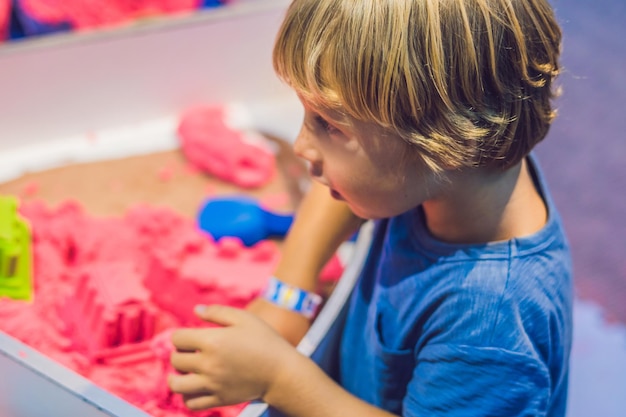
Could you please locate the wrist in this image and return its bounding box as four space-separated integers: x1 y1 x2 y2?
262 277 323 320
263 349 310 407
271 269 319 292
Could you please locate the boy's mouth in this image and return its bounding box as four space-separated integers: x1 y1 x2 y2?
330 189 344 201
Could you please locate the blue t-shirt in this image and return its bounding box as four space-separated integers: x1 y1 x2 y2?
339 156 573 416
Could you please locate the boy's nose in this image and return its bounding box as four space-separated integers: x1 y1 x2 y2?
293 128 321 164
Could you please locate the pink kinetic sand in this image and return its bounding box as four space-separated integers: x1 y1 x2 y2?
147 237 280 325
178 107 276 189
0 0 9 40
319 253 344 284
0 200 279 417
60 261 158 360
21 182 40 197
17 0 201 31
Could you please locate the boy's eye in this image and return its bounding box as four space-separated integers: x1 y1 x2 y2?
314 115 339 135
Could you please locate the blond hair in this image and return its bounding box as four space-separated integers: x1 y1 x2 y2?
273 0 562 171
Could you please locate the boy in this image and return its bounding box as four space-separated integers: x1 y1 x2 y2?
168 0 572 415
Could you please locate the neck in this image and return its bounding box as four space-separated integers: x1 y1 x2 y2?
422 159 547 244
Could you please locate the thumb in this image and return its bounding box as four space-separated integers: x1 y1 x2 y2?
194 304 246 327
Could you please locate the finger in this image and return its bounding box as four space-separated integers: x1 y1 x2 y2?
168 373 210 395
170 351 202 374
194 304 249 327
171 328 205 352
183 393 224 411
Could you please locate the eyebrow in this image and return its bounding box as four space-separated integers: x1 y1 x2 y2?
313 109 352 131
313 114 331 127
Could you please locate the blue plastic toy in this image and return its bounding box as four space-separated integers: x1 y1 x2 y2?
197 195 294 246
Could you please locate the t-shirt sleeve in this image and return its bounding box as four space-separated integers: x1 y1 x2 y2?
403 343 550 417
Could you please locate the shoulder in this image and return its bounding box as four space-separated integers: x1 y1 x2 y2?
372 228 572 353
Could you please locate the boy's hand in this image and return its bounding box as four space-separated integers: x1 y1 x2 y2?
168 304 298 410
246 297 312 345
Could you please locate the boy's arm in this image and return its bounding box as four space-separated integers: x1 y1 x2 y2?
171 305 397 417
247 180 364 345
264 349 398 417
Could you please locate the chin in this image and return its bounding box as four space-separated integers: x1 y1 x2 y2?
354 203 417 221
348 206 382 221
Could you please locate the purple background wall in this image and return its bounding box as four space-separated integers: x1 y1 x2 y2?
537 0 626 324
